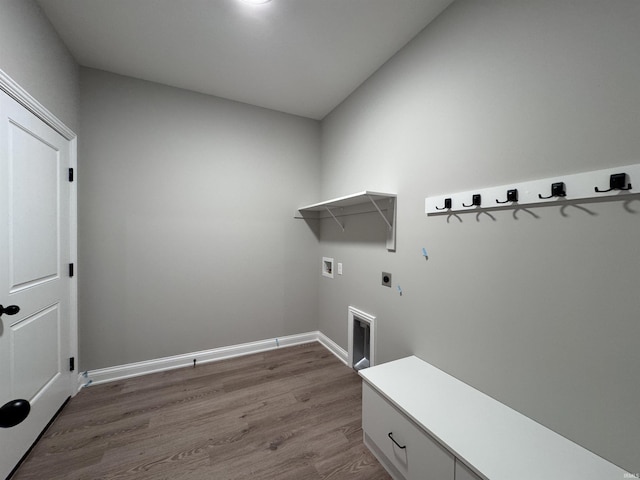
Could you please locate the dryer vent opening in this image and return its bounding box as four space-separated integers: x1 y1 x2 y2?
348 307 376 371
352 320 370 370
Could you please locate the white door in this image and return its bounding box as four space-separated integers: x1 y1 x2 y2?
0 89 75 478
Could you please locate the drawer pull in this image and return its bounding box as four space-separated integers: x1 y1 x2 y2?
388 432 406 449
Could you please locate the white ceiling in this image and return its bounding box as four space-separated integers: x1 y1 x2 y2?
36 0 454 120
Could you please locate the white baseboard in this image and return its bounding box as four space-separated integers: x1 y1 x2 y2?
82 331 348 387
317 331 348 366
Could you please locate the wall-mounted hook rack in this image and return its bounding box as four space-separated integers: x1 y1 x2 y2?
435 198 452 210
426 163 639 215
538 182 566 199
594 173 632 193
462 194 481 207
496 189 518 204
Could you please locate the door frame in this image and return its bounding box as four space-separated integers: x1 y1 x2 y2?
0 68 79 395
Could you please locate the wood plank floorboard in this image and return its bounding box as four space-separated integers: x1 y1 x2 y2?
11 343 391 480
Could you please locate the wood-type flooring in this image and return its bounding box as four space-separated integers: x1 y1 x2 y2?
11 342 391 480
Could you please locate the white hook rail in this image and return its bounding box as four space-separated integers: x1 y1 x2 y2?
426 163 640 215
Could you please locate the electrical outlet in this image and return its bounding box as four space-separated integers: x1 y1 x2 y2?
382 272 392 287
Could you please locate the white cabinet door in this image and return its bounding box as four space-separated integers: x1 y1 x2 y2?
363 383 454 480
0 90 75 479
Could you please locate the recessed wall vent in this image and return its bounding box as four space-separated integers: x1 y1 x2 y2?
348 306 376 371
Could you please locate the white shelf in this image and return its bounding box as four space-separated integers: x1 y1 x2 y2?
298 191 395 211
296 191 397 251
426 163 640 215
360 356 629 480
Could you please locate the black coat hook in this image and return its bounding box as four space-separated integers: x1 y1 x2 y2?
435 198 452 210
496 189 518 204
595 173 632 193
462 194 481 207
538 182 566 199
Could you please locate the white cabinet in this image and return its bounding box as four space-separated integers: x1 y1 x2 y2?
455 459 483 480
360 356 629 480
362 383 454 480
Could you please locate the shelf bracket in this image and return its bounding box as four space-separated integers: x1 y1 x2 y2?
324 206 345 231
367 195 393 230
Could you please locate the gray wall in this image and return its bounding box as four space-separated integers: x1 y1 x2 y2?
79 68 320 371
319 0 640 472
0 0 79 132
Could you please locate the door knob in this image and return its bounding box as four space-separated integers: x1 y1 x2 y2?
0 304 20 317
0 399 31 428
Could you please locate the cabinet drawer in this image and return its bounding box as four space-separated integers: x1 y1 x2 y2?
362 383 454 480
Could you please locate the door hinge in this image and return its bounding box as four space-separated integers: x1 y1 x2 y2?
69 357 75 372
68 168 74 182
69 263 74 277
